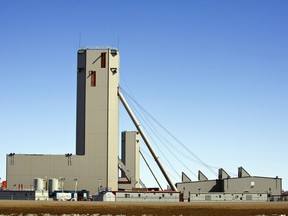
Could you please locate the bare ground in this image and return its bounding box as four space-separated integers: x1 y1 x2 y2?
0 201 288 216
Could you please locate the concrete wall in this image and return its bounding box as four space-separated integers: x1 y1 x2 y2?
6 48 120 194
223 177 282 196
6 154 97 193
176 180 221 200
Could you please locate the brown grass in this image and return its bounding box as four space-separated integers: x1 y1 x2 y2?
0 201 288 215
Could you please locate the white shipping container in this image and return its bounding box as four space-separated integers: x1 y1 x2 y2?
35 190 49 201
56 192 72 201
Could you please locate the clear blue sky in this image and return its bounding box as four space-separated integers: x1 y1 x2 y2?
0 1 287 190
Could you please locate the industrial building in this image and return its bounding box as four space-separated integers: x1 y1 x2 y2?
6 48 139 194
4 48 283 201
6 47 178 195
177 167 282 201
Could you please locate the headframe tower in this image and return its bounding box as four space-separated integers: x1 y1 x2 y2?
76 48 119 189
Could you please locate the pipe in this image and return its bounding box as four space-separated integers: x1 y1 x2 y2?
118 90 178 191
140 150 163 190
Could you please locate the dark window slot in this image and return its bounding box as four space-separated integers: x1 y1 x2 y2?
91 71 96 86
101 52 106 68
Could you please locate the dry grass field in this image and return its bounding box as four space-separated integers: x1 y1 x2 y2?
0 201 288 216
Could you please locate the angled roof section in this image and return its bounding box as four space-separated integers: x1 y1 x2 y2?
218 168 230 180
181 172 192 182
198 170 208 181
238 166 251 178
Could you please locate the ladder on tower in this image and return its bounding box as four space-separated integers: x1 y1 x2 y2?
118 157 138 187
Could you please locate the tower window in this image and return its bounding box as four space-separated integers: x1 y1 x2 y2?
90 71 96 86
101 52 106 68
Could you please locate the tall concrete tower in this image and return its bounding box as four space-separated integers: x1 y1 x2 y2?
119 131 140 190
76 48 119 189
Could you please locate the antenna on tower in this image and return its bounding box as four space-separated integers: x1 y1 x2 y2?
118 36 120 51
79 33 82 48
